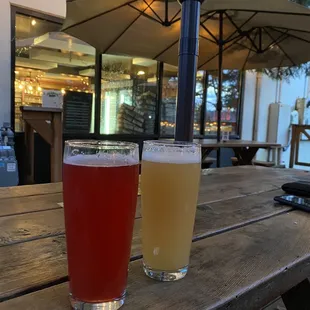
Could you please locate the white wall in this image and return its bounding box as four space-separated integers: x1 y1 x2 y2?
241 71 256 140
0 0 66 126
242 69 310 170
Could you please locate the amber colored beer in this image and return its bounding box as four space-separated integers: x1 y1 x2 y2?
63 153 139 304
141 143 201 281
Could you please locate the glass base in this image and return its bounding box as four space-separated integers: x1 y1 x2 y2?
70 291 125 310
143 262 188 282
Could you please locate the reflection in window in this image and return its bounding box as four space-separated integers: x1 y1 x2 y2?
205 70 241 135
100 56 158 135
14 14 96 132
160 64 205 136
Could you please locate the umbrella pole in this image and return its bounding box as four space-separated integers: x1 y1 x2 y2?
217 11 224 168
175 0 203 142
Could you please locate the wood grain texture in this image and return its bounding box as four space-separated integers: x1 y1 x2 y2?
0 189 292 301
0 183 62 200
198 166 308 204
0 209 65 246
3 211 310 310
0 193 63 218
0 197 141 246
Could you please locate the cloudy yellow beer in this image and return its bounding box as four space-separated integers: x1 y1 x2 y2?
141 141 201 281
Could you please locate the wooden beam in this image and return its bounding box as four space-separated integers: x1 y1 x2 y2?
25 120 52 145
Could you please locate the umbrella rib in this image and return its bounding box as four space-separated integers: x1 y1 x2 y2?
153 39 179 60
262 30 289 53
242 28 259 71
270 26 310 35
269 27 310 45
103 0 156 54
263 27 296 67
128 3 163 24
142 0 164 24
170 9 181 24
235 42 257 53
225 12 258 43
226 9 310 17
200 23 218 44
62 0 138 32
198 36 243 69
201 11 218 24
224 12 259 52
200 35 218 45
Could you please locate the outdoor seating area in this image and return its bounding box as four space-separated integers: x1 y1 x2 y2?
1 0 310 310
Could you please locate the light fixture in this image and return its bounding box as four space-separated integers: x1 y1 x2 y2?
15 71 19 75
137 70 145 76
18 84 23 90
28 85 33 91
61 89 66 95
37 86 42 91
31 19 36 26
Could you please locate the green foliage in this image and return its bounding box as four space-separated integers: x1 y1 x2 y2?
262 0 310 80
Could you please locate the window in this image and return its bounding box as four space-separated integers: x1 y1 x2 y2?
160 64 205 136
99 56 158 135
205 70 241 135
14 14 96 132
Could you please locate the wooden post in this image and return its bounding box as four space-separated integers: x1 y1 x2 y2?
21 107 63 184
24 121 34 184
289 125 296 168
51 112 63 183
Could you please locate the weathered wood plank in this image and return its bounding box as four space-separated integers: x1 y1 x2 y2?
198 166 308 204
0 190 291 300
0 198 142 246
3 211 310 310
0 183 62 200
0 167 306 218
0 193 63 218
0 209 65 246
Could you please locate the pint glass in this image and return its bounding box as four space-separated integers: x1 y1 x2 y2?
141 140 201 281
63 140 139 309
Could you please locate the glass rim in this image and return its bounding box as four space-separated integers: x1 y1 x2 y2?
144 140 200 148
65 140 138 150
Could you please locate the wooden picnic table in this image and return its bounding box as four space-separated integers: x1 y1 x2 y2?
195 139 282 166
0 166 310 310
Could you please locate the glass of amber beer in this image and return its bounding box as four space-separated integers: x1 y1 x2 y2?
63 140 139 310
141 140 201 281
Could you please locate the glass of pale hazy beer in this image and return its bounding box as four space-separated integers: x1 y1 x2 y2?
141 140 201 281
63 140 139 310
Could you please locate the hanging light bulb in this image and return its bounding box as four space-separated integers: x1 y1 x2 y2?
31 19 37 26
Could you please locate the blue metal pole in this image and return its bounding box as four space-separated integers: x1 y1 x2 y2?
175 0 203 142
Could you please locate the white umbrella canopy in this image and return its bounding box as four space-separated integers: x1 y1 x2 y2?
63 0 310 70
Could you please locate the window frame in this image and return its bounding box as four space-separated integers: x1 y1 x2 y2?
11 6 244 139
11 6 63 131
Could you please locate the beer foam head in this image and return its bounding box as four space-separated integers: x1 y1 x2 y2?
64 140 139 167
142 141 201 164
64 154 139 167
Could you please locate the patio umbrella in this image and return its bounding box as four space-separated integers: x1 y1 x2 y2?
63 0 310 150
